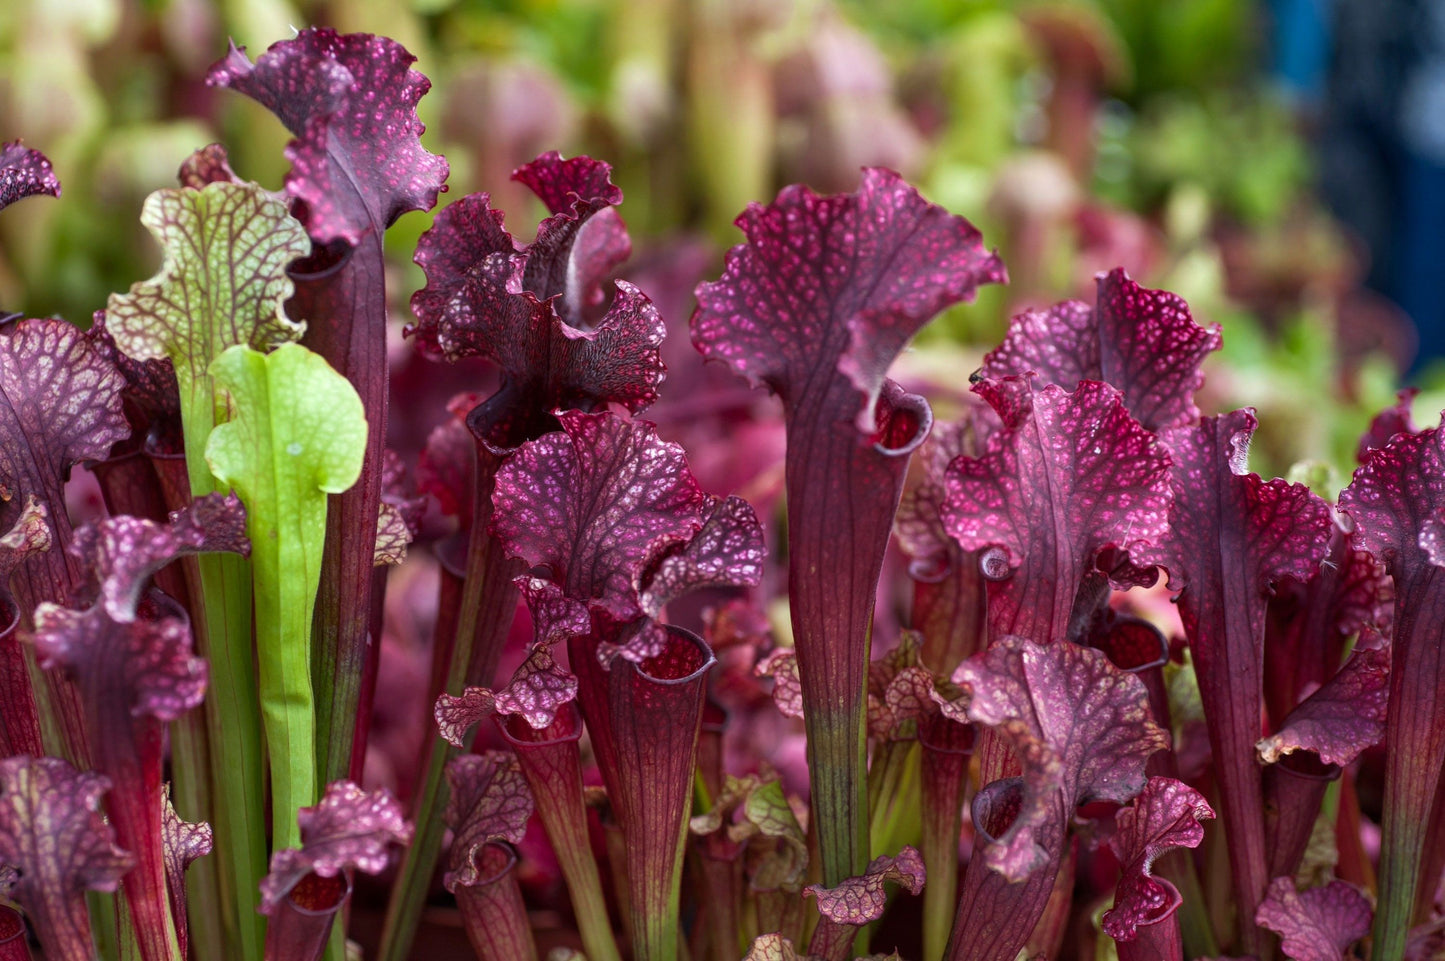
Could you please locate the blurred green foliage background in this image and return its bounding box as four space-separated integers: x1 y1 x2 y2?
0 0 1428 483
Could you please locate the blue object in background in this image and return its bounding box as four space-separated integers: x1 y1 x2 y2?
1316 0 1445 371
1268 0 1332 103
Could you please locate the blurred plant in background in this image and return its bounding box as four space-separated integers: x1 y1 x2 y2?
0 0 1422 485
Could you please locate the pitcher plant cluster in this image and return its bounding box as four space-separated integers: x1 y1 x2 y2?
0 25 1436 961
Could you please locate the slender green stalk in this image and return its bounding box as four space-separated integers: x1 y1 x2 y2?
866 740 921 860
169 714 224 961
183 381 266 961
206 344 367 849
86 892 119 961
193 551 265 961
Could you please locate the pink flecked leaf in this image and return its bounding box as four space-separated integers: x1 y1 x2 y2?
434 687 497 748
32 601 206 722
1330 418 1445 575
953 636 1168 881
0 142 60 212
442 750 534 892
756 648 805 719
0 756 132 957
1142 408 1333 952
1147 410 1333 592
1255 878 1372 961
943 379 1173 643
1257 646 1390 766
493 644 579 729
807 846 926 924
638 495 766 617
207 29 448 245
259 780 411 913
692 167 1005 434
407 181 664 448
492 410 707 620
517 576 591 647
0 318 129 537
980 269 1221 432
1356 389 1418 464
1102 777 1215 941
67 492 249 622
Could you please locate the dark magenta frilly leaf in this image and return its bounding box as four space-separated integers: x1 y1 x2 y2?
1102 777 1214 942
207 29 448 245
493 644 578 729
511 152 630 324
0 757 132 961
68 492 249 623
1255 878 1372 961
1139 409 1332 954
0 318 128 592
29 498 241 961
691 168 1004 886
516 576 591 647
979 269 1221 432
32 604 205 723
407 173 664 448
808 846 926 924
691 167 1005 434
943 379 1173 643
1337 416 1445 955
442 750 534 891
492 410 708 620
0 142 60 212
434 687 497 749
952 636 1168 881
1256 646 1389 766
637 495 766 617
259 780 412 914
805 847 925 961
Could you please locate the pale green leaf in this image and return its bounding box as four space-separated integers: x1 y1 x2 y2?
205 342 366 847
